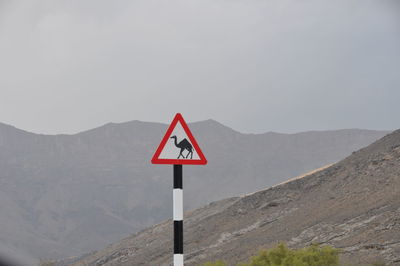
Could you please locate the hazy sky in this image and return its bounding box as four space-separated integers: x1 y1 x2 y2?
0 0 399 134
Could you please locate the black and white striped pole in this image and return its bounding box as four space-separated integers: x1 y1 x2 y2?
173 165 183 265
151 113 207 266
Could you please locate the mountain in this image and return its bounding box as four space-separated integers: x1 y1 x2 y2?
71 129 400 266
0 120 388 264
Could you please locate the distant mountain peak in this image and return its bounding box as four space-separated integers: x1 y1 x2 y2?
190 119 240 134
0 122 19 130
0 122 36 136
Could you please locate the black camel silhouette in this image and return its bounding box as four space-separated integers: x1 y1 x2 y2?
170 136 193 159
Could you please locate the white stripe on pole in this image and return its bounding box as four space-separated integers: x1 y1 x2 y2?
173 189 183 221
174 254 184 266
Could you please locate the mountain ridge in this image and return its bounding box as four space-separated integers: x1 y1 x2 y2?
0 119 389 137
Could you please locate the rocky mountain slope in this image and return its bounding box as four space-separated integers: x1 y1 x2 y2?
71 129 400 266
0 121 388 264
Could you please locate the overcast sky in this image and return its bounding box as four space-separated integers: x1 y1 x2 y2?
0 0 399 134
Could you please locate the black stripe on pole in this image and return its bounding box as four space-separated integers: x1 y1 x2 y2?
174 220 183 254
174 164 182 189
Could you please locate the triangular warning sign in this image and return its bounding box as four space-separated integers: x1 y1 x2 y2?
151 113 207 165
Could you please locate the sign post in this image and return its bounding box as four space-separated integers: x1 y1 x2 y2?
152 113 207 266
173 164 183 265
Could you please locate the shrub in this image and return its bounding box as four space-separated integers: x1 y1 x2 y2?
239 243 339 266
204 243 339 266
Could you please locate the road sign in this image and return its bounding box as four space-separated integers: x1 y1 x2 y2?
151 113 207 266
151 113 207 165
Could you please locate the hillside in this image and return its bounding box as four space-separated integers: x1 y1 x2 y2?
71 129 400 266
0 121 388 264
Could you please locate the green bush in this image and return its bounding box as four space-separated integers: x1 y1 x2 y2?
204 243 339 266
241 243 339 266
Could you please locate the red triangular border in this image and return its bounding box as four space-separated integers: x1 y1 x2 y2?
151 113 207 165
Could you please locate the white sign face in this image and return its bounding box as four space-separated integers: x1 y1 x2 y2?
151 113 207 165
158 121 200 160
